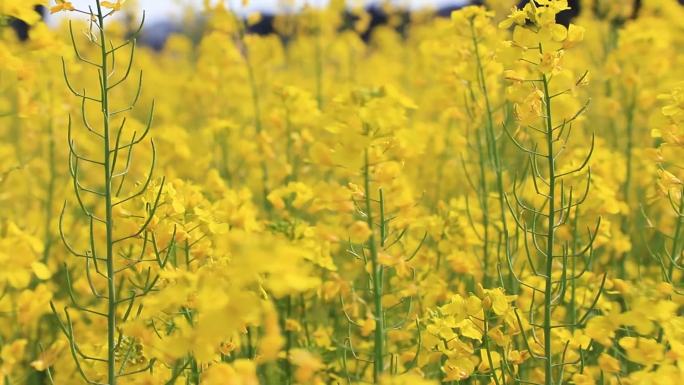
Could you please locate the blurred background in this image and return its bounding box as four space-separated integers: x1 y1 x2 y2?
11 0 684 49
8 1 466 45
53 0 471 17
14 0 475 49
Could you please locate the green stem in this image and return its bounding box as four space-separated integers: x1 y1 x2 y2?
364 150 384 383
476 129 491 287
542 73 556 385
470 19 509 287
570 209 579 331
668 192 684 282
95 2 117 384
43 85 56 263
230 13 270 211
620 88 636 278
483 310 502 385
285 296 293 383
241 31 270 212
314 23 323 110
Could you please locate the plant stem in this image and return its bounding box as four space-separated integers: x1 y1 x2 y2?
314 22 324 110
620 88 636 278
542 73 556 385
483 310 502 385
470 19 509 288
43 83 56 263
364 150 384 383
95 2 117 384
668 192 684 282
476 125 492 287
284 296 293 384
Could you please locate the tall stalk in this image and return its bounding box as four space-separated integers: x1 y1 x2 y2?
363 150 385 382
619 87 637 277
233 14 271 211
540 73 556 385
340 107 424 382
469 16 510 288
42 81 57 264
503 38 606 385
93 3 118 381
53 3 164 384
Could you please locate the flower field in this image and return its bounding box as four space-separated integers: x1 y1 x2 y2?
1 0 684 384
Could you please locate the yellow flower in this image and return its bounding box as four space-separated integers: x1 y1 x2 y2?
0 339 27 375
31 261 51 280
598 353 621 374
247 12 262 26
514 89 545 125
30 340 67 371
443 355 478 381
348 220 372 244
485 288 512 316
257 305 284 362
312 327 333 350
572 372 596 385
619 337 664 367
499 7 527 29
586 313 621 346
202 360 258 385
290 349 324 383
17 284 53 326
360 316 376 337
539 50 564 75
380 373 438 385
101 0 126 11
218 340 238 355
504 70 526 82
564 24 585 48
50 0 75 13
2 0 42 23
548 23 567 41
441 295 468 323
478 349 502 372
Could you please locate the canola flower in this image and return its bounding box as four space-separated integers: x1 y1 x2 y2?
0 0 683 384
